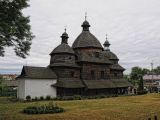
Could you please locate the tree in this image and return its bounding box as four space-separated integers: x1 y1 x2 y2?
130 66 149 80
138 75 144 91
0 0 34 58
130 67 142 80
152 66 160 74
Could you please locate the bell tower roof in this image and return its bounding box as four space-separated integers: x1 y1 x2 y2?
61 26 69 44
103 34 111 51
81 13 90 31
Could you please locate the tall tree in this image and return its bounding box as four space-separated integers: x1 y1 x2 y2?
152 66 160 74
0 0 34 58
130 66 150 80
138 75 144 91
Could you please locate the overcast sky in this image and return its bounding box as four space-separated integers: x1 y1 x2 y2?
0 0 160 74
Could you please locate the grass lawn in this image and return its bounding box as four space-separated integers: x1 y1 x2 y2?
0 94 160 120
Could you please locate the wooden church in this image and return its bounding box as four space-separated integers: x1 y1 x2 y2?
17 17 132 99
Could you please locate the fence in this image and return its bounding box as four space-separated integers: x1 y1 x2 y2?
0 90 17 97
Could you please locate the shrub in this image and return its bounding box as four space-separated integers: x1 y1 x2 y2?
40 96 44 100
73 95 82 100
26 95 31 101
98 94 106 98
8 96 19 102
23 102 64 114
46 95 51 100
137 90 148 95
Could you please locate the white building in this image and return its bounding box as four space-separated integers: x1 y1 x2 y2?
17 66 57 100
143 74 160 92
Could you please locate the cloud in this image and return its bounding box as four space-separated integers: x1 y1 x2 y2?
1 0 160 74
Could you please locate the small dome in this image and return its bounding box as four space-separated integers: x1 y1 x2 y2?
61 32 69 38
103 40 110 47
101 50 119 60
50 43 74 55
72 31 103 49
82 20 90 26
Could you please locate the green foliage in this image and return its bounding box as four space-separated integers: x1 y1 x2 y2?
73 95 82 100
8 96 19 102
130 67 150 80
137 90 148 95
0 0 34 58
0 79 17 96
40 96 44 100
23 101 64 114
129 66 150 86
152 66 160 74
26 95 31 101
137 76 148 95
46 95 51 100
138 76 144 91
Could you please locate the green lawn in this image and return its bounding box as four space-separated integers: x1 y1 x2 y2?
0 94 160 120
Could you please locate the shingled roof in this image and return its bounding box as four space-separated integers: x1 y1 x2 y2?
111 79 133 88
83 79 132 89
77 52 112 64
83 80 116 89
50 43 74 55
111 64 125 71
72 31 103 49
52 80 85 88
101 50 119 60
18 66 57 79
50 63 80 68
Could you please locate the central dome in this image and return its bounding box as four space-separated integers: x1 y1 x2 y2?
72 19 103 49
72 31 103 49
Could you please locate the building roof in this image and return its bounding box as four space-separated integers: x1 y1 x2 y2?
52 80 85 88
111 64 125 71
50 43 74 55
17 66 57 79
101 50 119 60
50 63 80 68
83 79 132 89
143 75 160 80
111 79 133 88
83 80 116 89
77 52 112 64
72 31 103 49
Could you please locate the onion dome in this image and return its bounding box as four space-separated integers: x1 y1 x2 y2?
102 35 119 60
103 34 110 51
81 20 90 31
72 16 103 49
50 29 74 55
61 28 69 44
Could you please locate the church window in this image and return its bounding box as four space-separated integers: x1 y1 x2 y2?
91 70 95 80
70 71 74 77
100 71 105 79
114 73 118 77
